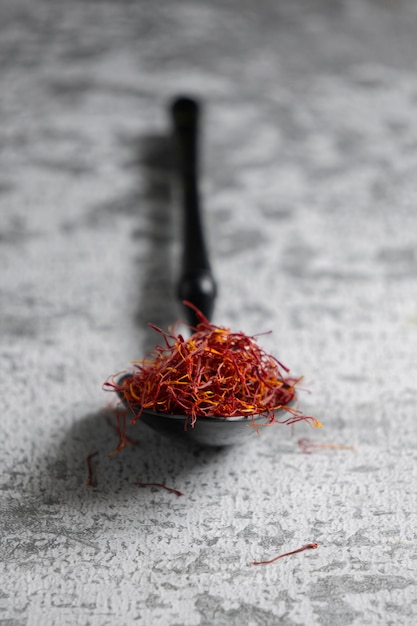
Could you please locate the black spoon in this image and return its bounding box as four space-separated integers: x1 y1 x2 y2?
117 98 294 446
171 96 217 327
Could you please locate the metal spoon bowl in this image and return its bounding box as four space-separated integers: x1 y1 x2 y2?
117 375 295 447
131 409 290 447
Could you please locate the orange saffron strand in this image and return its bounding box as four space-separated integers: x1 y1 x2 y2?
134 482 184 496
105 415 139 447
298 438 354 454
86 451 99 487
250 542 318 565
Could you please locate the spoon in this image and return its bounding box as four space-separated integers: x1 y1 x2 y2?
171 96 217 327
117 98 293 447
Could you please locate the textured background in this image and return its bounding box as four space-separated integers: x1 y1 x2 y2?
1 1 417 624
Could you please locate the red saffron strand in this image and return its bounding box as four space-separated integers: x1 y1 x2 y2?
107 409 132 456
133 482 184 496
250 543 318 565
86 451 99 487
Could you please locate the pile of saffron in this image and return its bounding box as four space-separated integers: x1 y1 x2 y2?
104 303 320 437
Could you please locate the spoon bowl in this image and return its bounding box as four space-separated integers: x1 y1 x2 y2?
117 375 295 447
132 409 281 447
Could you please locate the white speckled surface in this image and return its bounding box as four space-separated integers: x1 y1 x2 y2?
1 1 417 624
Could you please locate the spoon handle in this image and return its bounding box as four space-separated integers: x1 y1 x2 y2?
171 96 217 326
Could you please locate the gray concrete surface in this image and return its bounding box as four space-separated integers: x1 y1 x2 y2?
1 1 416 624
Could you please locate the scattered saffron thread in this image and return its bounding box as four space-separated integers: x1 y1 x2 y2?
250 542 318 565
105 414 139 448
86 451 99 487
103 301 321 450
134 482 184 496
298 438 355 455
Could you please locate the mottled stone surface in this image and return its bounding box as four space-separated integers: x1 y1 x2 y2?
1 1 417 624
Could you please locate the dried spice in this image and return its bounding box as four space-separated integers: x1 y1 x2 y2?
250 542 318 565
298 438 354 454
86 451 99 487
104 302 320 444
104 413 139 448
134 482 184 496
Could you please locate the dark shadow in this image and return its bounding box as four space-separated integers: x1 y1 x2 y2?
0 410 230 562
72 128 182 352
1 403 299 558
130 132 181 352
39 408 229 507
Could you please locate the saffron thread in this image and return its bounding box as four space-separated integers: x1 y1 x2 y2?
134 482 184 496
86 451 99 487
250 542 318 565
105 414 139 447
298 438 354 454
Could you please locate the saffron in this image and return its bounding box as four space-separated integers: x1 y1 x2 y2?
250 542 318 565
298 438 354 454
105 414 139 447
104 302 320 437
86 451 99 487
134 482 184 496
